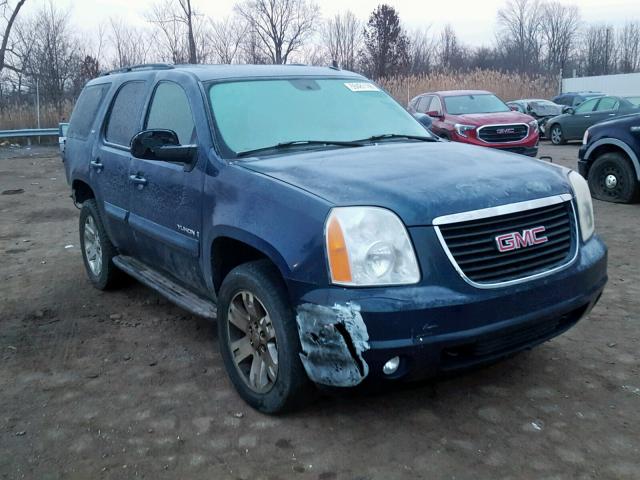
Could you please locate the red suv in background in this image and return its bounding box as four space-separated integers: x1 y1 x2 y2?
408 90 540 157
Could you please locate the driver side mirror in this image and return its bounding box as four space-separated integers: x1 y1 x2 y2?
426 110 443 120
412 113 433 130
566 107 575 115
130 129 197 166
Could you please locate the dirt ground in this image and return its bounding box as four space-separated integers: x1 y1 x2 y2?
1 143 638 480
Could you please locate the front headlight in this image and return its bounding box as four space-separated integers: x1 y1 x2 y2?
454 124 475 138
568 171 595 241
529 120 539 133
325 207 420 286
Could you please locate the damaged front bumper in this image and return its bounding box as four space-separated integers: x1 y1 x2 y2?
293 235 607 387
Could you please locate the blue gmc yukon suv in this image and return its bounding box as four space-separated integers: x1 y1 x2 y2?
63 64 607 413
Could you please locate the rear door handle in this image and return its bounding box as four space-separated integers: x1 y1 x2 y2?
129 174 148 189
90 158 103 172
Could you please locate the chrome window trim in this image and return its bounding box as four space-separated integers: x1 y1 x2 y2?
476 122 530 144
433 194 579 289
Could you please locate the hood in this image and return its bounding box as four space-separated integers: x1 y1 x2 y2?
238 142 572 226
529 102 563 117
451 111 534 126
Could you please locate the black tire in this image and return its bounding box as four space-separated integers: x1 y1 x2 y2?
217 260 314 413
588 152 639 203
79 199 124 290
550 124 566 145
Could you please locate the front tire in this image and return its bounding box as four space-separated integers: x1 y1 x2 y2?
79 199 123 289
550 124 566 145
217 260 313 413
588 152 639 203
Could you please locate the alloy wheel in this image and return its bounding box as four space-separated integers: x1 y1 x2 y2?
226 290 278 393
83 215 103 276
551 126 562 144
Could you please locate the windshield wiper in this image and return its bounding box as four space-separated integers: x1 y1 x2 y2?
236 140 365 158
359 133 439 143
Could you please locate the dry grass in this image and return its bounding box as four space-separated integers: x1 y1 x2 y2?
0 70 558 131
380 70 559 105
0 101 73 130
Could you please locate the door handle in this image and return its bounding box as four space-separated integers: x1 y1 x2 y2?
584 115 590 118
608 113 616 116
129 174 148 189
90 158 103 172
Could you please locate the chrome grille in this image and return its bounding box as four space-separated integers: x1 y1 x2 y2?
478 124 528 143
435 196 577 287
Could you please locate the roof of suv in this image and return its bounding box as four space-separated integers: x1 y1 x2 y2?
93 64 364 83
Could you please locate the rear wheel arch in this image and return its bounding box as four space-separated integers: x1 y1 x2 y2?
72 179 95 206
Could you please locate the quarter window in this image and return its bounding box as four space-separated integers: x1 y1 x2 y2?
146 82 196 144
105 81 147 147
68 84 110 140
595 97 619 112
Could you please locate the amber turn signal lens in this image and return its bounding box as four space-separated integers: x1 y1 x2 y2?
326 215 352 283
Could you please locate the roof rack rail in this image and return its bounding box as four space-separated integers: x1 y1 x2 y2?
100 63 175 76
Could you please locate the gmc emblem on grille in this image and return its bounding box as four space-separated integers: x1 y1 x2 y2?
496 127 516 134
495 226 548 252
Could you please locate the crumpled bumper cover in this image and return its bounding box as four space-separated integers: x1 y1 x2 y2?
292 236 607 387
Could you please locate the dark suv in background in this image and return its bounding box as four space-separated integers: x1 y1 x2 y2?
579 113 640 203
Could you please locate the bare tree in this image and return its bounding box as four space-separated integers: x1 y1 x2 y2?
178 0 197 63
581 24 616 76
617 21 640 73
235 0 319 64
438 24 466 71
209 16 247 64
497 0 543 73
540 1 580 75
147 1 188 64
0 0 27 75
408 27 434 75
321 11 361 70
109 18 155 68
16 2 80 112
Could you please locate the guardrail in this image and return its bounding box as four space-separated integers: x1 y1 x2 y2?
0 128 59 139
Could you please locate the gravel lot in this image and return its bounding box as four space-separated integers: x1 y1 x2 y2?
1 142 639 480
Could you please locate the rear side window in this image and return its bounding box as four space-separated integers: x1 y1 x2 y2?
417 96 432 113
145 82 196 144
105 81 147 147
68 84 109 140
595 97 619 111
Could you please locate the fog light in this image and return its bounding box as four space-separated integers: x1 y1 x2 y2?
382 356 400 375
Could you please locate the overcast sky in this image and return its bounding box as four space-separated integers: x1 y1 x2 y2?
22 0 640 46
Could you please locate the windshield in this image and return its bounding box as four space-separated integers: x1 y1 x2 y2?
208 78 429 156
443 94 510 114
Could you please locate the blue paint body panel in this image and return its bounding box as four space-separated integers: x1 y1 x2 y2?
64 65 608 386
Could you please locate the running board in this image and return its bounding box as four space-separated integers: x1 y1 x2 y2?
113 255 217 319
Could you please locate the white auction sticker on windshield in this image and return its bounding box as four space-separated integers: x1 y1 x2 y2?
344 82 380 92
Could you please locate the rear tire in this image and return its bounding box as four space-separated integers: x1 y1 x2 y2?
588 152 639 203
79 199 124 289
217 260 314 413
550 124 566 145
